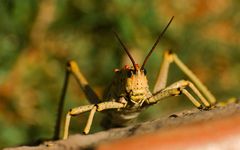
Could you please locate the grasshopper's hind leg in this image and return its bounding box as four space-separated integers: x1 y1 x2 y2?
54 60 100 140
153 50 216 106
65 61 100 103
153 50 173 93
172 53 216 104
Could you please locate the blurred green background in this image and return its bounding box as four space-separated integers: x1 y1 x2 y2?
0 0 239 148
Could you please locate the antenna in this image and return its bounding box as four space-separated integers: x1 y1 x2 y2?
141 16 174 69
114 31 137 70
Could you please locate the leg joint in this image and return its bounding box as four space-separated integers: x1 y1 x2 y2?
164 50 174 62
68 108 77 116
95 104 100 111
176 87 182 95
66 60 79 73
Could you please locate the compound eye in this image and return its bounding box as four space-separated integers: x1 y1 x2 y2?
132 69 137 75
127 70 132 77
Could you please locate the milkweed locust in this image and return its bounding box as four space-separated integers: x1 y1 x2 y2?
53 16 216 140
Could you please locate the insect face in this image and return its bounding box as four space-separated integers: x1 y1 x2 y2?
124 64 150 105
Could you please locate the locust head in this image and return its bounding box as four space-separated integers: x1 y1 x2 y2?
114 16 174 105
123 64 149 105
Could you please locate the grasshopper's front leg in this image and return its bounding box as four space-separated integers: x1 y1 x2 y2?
153 50 216 105
148 80 210 108
63 101 126 139
54 61 100 140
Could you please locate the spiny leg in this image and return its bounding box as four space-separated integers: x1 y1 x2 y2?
154 50 216 105
83 106 97 134
153 50 173 93
147 86 202 108
165 80 210 107
181 89 202 108
54 60 99 140
63 104 94 140
172 53 216 104
63 101 125 139
148 80 211 108
54 70 70 140
186 81 210 107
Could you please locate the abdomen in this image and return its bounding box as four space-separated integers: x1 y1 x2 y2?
101 109 141 129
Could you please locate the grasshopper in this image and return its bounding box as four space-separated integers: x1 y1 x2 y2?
53 16 216 140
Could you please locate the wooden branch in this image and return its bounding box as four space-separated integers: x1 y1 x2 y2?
4 101 240 150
